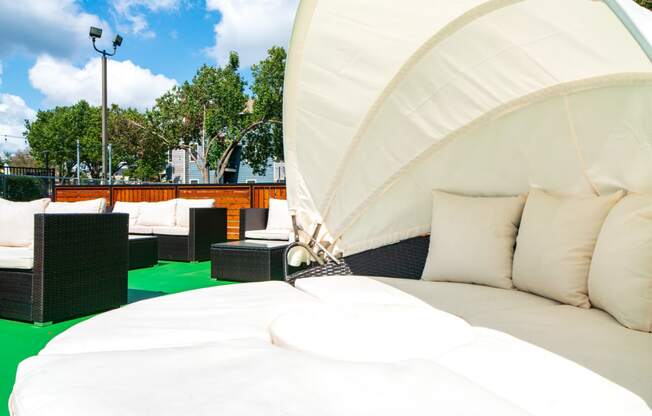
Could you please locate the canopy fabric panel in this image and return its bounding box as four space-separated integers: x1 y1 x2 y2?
284 0 652 256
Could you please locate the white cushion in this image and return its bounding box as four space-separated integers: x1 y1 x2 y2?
152 226 189 236
589 194 652 332
266 198 292 231
45 198 106 214
129 225 153 235
175 199 214 228
0 198 50 247
136 200 177 227
245 229 291 241
513 189 623 308
422 191 525 289
113 201 143 225
270 303 473 363
0 246 34 269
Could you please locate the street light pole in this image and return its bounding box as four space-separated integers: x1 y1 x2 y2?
76 139 80 184
89 27 122 185
102 54 108 185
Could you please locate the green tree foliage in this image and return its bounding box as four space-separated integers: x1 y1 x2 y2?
141 48 285 183
635 0 652 10
25 101 167 180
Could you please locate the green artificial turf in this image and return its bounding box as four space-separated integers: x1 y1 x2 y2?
0 261 233 416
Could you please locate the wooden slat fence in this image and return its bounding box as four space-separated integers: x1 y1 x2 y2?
55 183 287 240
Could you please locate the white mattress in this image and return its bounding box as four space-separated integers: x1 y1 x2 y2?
10 277 652 416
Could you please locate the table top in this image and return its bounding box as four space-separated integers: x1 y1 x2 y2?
128 234 158 241
211 240 290 250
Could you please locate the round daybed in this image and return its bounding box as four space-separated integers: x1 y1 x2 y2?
10 0 652 414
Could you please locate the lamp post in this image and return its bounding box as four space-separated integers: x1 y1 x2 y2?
89 26 123 185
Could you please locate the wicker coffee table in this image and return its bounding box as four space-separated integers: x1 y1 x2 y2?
128 235 159 270
210 240 289 282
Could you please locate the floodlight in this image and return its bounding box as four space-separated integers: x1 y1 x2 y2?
113 34 123 47
89 26 102 39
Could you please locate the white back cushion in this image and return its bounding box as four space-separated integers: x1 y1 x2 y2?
589 194 652 332
513 189 623 308
45 198 106 214
136 200 177 227
0 198 50 247
422 191 526 289
175 199 214 228
266 198 292 231
113 201 143 225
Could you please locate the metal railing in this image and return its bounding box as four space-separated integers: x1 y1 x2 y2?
0 165 56 201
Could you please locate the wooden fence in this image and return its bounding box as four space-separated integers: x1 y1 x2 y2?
55 183 287 240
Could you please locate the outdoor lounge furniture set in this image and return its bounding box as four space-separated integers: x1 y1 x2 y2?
113 199 227 262
0 198 127 324
8 0 652 414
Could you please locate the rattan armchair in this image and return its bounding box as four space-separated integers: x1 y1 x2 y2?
154 208 227 262
0 213 129 324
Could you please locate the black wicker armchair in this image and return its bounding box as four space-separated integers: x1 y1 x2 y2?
0 213 129 324
239 208 269 240
152 208 227 262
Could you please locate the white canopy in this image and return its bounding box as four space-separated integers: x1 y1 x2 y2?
283 0 652 256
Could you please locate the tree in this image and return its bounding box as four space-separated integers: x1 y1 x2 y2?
110 106 168 180
635 0 652 10
7 150 36 168
25 101 166 180
138 48 286 183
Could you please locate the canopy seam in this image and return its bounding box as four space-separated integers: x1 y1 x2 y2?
563 96 600 196
330 73 652 242
318 0 525 221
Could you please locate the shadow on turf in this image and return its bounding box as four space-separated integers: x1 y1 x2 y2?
128 289 166 303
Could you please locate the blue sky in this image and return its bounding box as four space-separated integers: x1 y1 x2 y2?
0 0 298 153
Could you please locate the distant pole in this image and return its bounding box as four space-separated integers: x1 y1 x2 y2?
76 139 81 184
101 55 108 184
89 26 122 185
108 143 112 185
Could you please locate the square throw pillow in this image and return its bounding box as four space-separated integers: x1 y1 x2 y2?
0 198 50 247
112 201 143 225
136 200 177 227
421 191 526 289
45 198 106 214
589 194 652 332
266 198 293 231
512 188 623 308
175 198 215 228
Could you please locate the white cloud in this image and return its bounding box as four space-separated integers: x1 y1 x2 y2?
206 0 298 68
0 93 35 154
111 0 181 38
0 0 110 60
28 55 177 111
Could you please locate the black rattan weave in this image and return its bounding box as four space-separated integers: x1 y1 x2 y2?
211 241 287 282
130 208 227 262
287 235 430 283
239 208 269 240
128 236 158 270
0 213 129 323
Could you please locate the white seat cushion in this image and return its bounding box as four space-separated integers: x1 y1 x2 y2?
589 194 652 332
512 189 623 308
175 199 214 228
136 200 177 227
0 246 34 269
45 198 106 214
270 303 473 363
152 226 189 236
129 225 153 235
422 191 525 289
245 229 291 241
0 198 50 247
113 201 143 225
266 198 292 231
